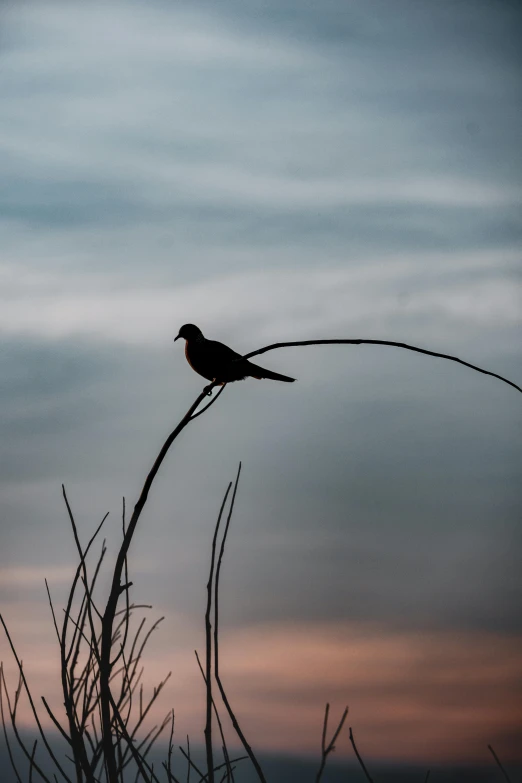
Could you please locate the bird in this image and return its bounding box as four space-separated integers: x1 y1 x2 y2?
174 324 296 385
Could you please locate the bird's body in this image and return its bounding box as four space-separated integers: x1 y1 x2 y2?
175 324 295 385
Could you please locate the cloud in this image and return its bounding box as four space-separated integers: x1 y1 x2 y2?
2 613 521 761
1 0 521 255
0 565 74 589
212 622 522 761
0 252 520 350
1 0 521 766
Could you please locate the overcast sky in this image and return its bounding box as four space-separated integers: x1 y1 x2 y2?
1 0 521 768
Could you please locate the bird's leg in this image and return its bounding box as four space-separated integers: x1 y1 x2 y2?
204 383 214 396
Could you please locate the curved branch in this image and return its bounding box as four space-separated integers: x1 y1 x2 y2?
213 465 267 783
488 745 512 783
315 703 348 782
349 727 373 783
0 617 73 783
204 482 232 783
190 384 227 421
239 339 521 395
99 381 219 782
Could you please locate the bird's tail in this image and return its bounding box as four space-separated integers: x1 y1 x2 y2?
246 362 296 383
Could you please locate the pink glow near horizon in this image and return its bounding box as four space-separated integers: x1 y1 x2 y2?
2 603 521 764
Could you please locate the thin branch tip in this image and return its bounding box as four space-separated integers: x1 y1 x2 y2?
240 338 522 395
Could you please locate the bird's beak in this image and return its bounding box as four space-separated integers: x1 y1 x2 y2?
174 334 181 342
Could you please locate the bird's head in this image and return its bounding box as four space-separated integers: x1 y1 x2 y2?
174 323 204 342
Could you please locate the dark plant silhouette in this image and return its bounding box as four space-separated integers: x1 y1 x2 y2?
239 337 522 395
0 482 250 783
348 727 374 783
315 704 348 782
1 334 520 782
488 744 513 783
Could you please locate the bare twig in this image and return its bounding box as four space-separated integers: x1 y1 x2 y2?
70 542 106 715
204 482 233 783
0 614 73 783
239 338 522 395
315 703 348 782
179 746 205 782
119 670 172 768
165 710 176 783
62 488 102 663
111 501 132 671
161 762 183 783
40 697 71 745
99 383 218 782
488 744 512 783
179 747 246 783
61 487 101 783
213 465 267 783
0 664 52 783
0 664 24 783
195 757 248 783
44 580 62 647
217 768 236 783
64 515 109 667
137 713 172 762
29 740 38 783
190 384 227 421
107 690 157 783
194 651 234 783
349 727 374 783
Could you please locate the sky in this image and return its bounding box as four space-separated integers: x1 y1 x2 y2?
0 0 521 772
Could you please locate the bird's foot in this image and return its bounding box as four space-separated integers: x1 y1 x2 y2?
204 383 214 396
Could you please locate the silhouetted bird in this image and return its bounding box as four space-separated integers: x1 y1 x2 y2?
174 324 296 385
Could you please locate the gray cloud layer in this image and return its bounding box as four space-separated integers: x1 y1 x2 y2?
1 0 521 725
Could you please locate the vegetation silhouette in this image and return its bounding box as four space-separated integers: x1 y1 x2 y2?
1 334 519 782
